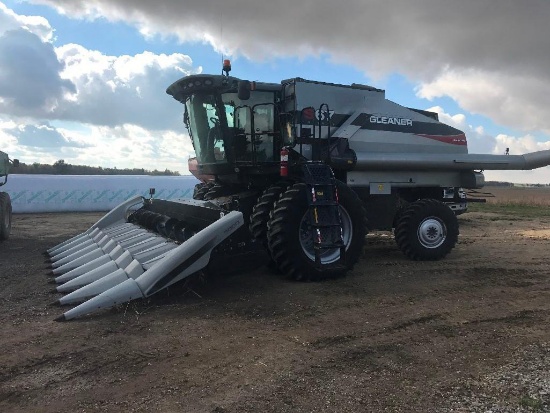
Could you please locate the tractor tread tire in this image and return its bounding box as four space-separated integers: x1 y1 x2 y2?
249 182 290 248
193 183 213 200
204 184 232 200
394 198 458 261
0 192 12 241
267 181 367 281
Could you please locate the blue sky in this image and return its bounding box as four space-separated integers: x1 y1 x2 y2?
0 0 549 183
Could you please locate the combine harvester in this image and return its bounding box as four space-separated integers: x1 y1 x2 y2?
47 61 550 321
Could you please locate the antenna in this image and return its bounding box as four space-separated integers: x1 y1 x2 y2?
219 11 231 76
220 10 224 75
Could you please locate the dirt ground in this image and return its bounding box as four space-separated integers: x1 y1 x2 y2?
1 196 550 412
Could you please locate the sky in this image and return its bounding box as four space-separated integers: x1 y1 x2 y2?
0 0 549 183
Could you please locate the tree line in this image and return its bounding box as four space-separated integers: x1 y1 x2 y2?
485 181 550 187
11 160 181 176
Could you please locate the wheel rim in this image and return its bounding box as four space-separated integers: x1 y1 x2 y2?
299 206 352 264
417 217 447 249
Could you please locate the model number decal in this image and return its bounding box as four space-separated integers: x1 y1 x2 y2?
369 115 413 126
316 110 334 121
302 108 334 121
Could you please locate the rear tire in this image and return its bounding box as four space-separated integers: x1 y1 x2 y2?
0 192 12 241
394 198 458 260
267 181 367 281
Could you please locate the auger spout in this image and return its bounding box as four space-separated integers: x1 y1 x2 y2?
55 210 244 321
354 150 550 171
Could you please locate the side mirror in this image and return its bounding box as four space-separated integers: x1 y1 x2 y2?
12 159 19 167
238 80 251 100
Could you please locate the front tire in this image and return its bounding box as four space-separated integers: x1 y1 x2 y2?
267 181 367 281
249 182 290 249
394 198 458 260
193 182 213 200
203 184 234 200
0 192 12 241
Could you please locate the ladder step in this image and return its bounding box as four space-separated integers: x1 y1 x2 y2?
313 227 344 244
314 242 345 249
309 207 341 225
312 223 342 229
309 200 339 206
302 163 346 265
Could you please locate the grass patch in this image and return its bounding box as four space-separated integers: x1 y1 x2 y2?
519 395 544 410
467 202 550 218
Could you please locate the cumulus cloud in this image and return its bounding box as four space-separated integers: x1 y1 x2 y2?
0 30 195 129
0 29 75 113
0 4 73 115
52 123 195 172
28 0 550 136
53 45 196 129
426 106 497 155
10 123 88 148
417 70 550 135
0 118 82 163
0 118 195 172
28 1 550 76
0 3 195 130
0 2 197 173
0 1 53 41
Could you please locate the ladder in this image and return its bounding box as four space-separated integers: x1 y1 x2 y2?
302 163 346 268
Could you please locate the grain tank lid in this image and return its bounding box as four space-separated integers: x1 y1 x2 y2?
408 108 439 121
350 83 384 92
281 77 384 93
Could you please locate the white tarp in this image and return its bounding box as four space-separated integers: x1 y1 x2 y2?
2 175 199 213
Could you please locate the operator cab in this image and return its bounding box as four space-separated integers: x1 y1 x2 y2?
167 69 282 179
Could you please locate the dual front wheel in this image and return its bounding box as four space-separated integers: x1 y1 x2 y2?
252 181 368 281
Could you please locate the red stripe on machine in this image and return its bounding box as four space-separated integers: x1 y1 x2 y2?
415 133 468 146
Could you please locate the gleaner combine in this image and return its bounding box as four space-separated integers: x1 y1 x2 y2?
47 61 550 321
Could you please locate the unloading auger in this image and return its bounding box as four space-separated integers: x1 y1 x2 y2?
46 195 245 321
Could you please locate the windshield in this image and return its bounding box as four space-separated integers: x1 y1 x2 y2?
185 94 225 164
184 90 277 165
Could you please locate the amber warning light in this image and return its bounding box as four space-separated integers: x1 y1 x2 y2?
222 59 231 75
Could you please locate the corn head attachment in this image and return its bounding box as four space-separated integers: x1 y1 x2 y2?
46 195 247 321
